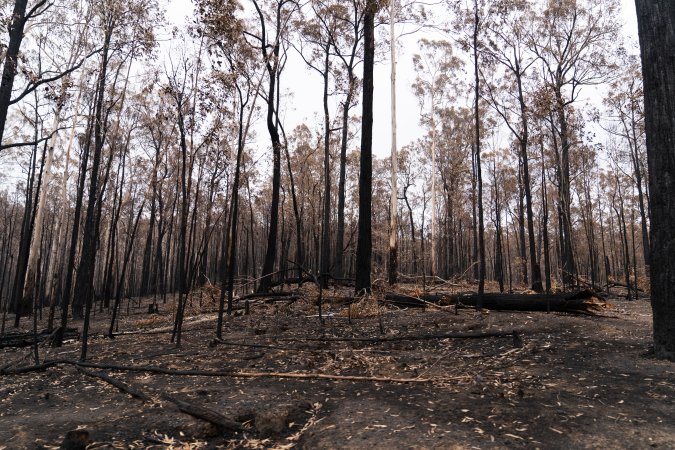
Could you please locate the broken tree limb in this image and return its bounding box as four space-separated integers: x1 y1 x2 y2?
384 290 611 314
273 330 519 343
75 365 243 433
76 366 152 402
238 291 296 301
211 338 311 352
0 359 68 375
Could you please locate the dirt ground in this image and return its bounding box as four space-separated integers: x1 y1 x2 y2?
0 283 673 449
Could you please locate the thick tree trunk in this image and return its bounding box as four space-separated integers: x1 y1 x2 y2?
384 290 609 314
515 70 543 292
554 88 576 287
635 0 675 360
355 1 375 293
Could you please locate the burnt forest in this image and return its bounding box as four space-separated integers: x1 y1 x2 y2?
0 0 674 448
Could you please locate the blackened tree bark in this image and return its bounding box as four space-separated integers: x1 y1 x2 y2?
0 0 49 146
635 0 675 360
255 0 290 293
11 137 43 327
333 2 362 279
355 0 376 293
493 161 504 293
76 20 113 361
517 164 528 285
54 100 96 347
108 200 145 338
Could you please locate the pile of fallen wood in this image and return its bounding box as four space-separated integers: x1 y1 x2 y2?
384 290 611 314
0 327 79 349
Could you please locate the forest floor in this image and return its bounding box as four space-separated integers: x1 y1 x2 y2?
0 281 674 449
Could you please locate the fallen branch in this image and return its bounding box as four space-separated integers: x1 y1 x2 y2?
1 359 436 383
75 366 242 433
162 394 243 433
0 359 67 375
76 366 151 402
273 330 519 343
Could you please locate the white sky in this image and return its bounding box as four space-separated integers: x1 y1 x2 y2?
162 0 638 159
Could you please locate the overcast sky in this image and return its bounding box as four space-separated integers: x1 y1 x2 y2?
165 0 639 160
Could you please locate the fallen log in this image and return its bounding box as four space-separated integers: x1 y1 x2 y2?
262 295 300 304
383 293 448 308
238 291 296 301
384 290 611 314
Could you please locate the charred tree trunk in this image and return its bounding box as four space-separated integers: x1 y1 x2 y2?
76 24 113 360
320 42 331 289
256 1 284 294
0 0 48 145
355 0 376 293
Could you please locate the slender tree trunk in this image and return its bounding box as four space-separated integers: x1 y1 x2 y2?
256 2 284 293
540 142 552 293
320 43 331 288
12 137 42 327
77 25 113 360
388 0 398 285
493 163 504 293
473 0 486 307
517 164 528 285
430 97 438 278
172 94 191 348
335 74 355 280
613 184 632 301
108 201 145 337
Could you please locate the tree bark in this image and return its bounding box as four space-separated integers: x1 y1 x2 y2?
256 0 285 293
635 0 675 360
388 0 398 285
355 0 376 293
473 0 486 307
0 0 48 146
